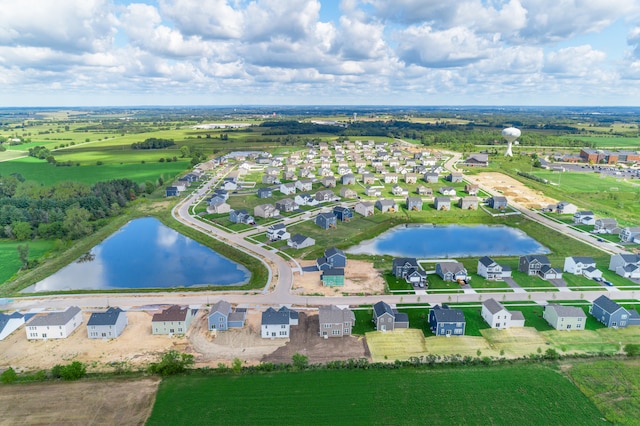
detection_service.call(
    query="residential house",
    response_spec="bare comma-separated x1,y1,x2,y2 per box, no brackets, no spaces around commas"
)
609,253,640,279
563,256,600,277
436,262,468,282
555,201,578,215
573,211,595,225
321,269,345,287
392,185,408,196
416,185,432,196
464,184,479,195
254,203,280,218
295,193,317,206
275,198,297,213
257,187,273,198
340,187,358,199
26,306,83,340
392,257,427,287
372,301,409,331
355,201,375,217
424,172,439,183
265,167,280,176
463,153,489,167
267,223,290,241
295,179,313,192
384,173,399,184
316,247,347,270
315,189,336,202
590,295,640,328
477,256,511,280
488,196,508,210
333,206,353,222
262,175,278,185
261,306,298,338
165,186,181,197
279,182,296,195
458,196,479,210
282,170,297,181
321,176,337,187
319,305,355,337
365,186,381,197
229,209,254,224
405,173,418,184
315,212,337,230
151,305,195,335
594,218,620,234
341,174,356,185
481,299,525,329
447,172,463,183
362,173,376,185
439,186,456,196
207,300,247,331
213,189,229,201
0,312,25,341
287,234,315,249
518,255,552,276
620,227,640,243
87,307,128,339
207,200,231,215
375,199,398,213
543,304,586,331
406,197,423,211
429,305,466,336
434,196,451,211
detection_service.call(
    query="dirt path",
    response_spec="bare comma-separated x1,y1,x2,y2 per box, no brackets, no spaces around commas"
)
262,312,370,364
0,378,160,426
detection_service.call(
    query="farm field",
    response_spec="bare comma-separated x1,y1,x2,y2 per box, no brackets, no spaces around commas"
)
562,135,640,148
0,240,56,285
146,366,605,425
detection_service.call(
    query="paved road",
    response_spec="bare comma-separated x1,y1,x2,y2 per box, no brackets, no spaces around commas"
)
3,148,637,313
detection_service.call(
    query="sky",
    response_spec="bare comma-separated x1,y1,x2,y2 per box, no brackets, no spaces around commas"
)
2,0,640,107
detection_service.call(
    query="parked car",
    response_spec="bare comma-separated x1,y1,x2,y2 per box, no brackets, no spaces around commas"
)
603,280,614,287
592,277,603,283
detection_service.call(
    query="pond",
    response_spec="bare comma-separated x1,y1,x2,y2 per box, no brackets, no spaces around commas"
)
23,217,250,292
346,224,549,258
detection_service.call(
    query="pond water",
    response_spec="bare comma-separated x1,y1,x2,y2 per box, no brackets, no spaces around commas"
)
346,224,549,258
23,217,250,292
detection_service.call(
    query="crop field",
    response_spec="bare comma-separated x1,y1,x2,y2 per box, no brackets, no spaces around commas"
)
569,359,640,425
563,135,640,148
0,157,189,185
147,367,605,425
0,240,56,285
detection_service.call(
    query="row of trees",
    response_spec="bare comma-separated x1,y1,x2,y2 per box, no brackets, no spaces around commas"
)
131,138,175,149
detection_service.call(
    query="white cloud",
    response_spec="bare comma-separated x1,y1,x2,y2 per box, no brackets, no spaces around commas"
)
159,0,244,40
544,45,607,76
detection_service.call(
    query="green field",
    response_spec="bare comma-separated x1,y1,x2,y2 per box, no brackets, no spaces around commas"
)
562,135,640,148
147,367,605,425
0,157,189,185
0,240,56,284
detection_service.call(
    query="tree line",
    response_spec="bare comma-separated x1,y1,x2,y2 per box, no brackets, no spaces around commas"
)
131,138,175,149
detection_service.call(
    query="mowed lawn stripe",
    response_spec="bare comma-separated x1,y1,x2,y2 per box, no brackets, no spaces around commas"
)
147,367,604,425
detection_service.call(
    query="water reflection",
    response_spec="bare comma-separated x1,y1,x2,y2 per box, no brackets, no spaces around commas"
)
347,224,549,258
24,217,250,292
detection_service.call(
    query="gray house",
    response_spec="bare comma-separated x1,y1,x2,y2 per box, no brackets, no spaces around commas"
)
275,198,297,213
315,212,337,229
434,196,451,210
257,187,273,198
424,172,439,183
392,257,427,286
151,305,195,335
609,253,640,279
375,199,398,213
458,196,478,210
287,234,315,249
341,174,356,185
406,197,423,211
372,301,409,331
590,295,640,328
543,304,586,331
207,300,247,331
519,255,552,276
87,307,128,339
447,172,463,183
436,262,468,282
488,196,508,210
316,247,347,270
429,305,466,336
319,305,355,337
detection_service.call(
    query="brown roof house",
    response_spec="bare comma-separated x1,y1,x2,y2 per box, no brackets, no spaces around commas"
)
152,305,196,335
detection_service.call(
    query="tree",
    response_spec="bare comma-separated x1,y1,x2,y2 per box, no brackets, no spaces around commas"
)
180,145,191,158
292,352,309,370
12,222,32,241
232,357,243,373
17,244,29,269
63,206,92,240
147,350,194,376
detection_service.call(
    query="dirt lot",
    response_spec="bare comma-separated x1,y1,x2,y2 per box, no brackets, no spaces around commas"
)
0,310,183,372
292,259,385,296
468,172,558,209
187,309,287,366
0,377,159,426
262,312,370,364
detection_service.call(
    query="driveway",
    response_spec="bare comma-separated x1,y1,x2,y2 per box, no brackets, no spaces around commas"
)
503,277,526,294
548,278,572,293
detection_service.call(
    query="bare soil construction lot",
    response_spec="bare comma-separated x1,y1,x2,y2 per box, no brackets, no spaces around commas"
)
292,259,385,296
468,172,558,209
0,378,159,426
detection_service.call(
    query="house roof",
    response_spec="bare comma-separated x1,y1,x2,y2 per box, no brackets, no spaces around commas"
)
593,295,625,315
406,197,422,203
373,301,394,318
152,305,190,322
209,300,232,317
316,212,336,221
522,255,551,265
28,306,81,327
545,304,586,318
431,305,465,323
376,199,396,207
87,307,125,326
569,256,595,265
289,233,310,244
438,261,466,275
393,257,419,269
490,196,507,203
333,206,351,214
325,247,345,258
483,298,506,315
0,311,24,331
261,307,290,325
575,210,594,216
394,312,409,323
478,256,496,267
319,305,355,324
510,311,525,321
322,268,345,277
269,223,286,231
434,196,450,203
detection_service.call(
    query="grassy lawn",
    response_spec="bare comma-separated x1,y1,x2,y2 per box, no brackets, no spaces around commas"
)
0,240,56,285
352,308,375,335
569,360,640,425
425,274,465,293
515,306,555,331
148,366,605,425
459,307,491,337
384,272,413,291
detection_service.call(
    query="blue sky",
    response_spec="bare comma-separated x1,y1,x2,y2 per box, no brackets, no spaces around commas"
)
1,0,640,106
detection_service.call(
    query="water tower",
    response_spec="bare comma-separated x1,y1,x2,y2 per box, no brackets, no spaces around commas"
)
501,127,521,157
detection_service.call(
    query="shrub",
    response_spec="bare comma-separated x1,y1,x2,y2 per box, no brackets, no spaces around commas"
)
292,353,309,370
50,361,87,381
1,367,17,384
148,350,194,376
624,344,640,356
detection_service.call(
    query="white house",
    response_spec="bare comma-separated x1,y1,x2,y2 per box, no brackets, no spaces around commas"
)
0,312,25,340
620,227,640,243
609,254,640,279
477,256,511,280
556,201,578,215
573,211,595,225
563,256,599,276
26,306,83,340
481,299,525,329
261,306,299,338
279,182,296,195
